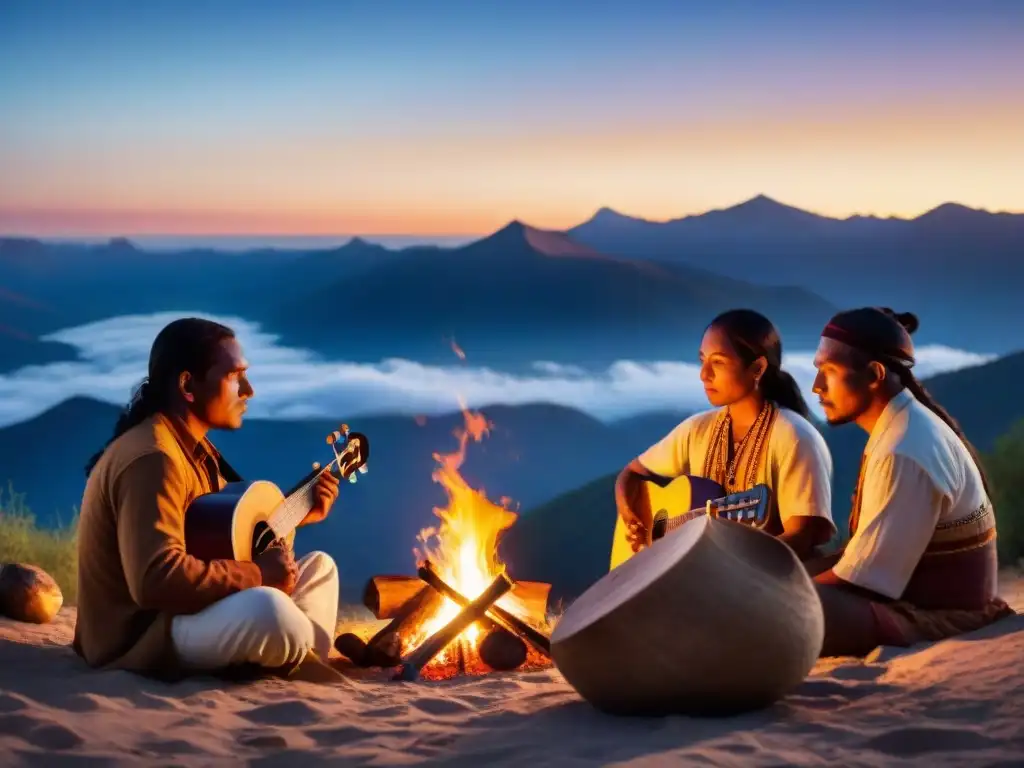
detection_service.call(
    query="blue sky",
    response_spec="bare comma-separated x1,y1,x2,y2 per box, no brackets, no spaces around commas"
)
2,0,1022,235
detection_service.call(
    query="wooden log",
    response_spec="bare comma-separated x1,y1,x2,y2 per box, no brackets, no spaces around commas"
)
366,572,551,621
370,583,444,647
479,628,527,671
363,575,430,619
0,564,63,624
395,572,514,681
364,629,403,667
418,562,552,657
339,580,445,668
334,633,369,664
550,516,825,717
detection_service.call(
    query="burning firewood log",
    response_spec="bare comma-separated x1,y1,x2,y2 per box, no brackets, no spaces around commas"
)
336,579,445,668
478,628,528,671
417,561,552,657
363,573,552,622
362,575,431,619
334,633,370,664
395,571,514,681
0,563,63,624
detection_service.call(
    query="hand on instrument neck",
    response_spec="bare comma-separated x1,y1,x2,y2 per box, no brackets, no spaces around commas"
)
300,466,342,527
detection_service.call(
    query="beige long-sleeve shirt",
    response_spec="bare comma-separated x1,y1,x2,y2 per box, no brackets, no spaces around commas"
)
73,412,262,679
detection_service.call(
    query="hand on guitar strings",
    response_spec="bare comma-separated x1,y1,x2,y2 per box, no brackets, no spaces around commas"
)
255,543,298,595
625,519,651,553
616,487,652,553
300,467,341,527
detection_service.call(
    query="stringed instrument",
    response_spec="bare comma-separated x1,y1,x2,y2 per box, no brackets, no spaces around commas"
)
184,425,369,562
609,474,771,570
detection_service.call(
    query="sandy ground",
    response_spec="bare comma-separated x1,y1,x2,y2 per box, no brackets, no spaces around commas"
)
1,575,1022,767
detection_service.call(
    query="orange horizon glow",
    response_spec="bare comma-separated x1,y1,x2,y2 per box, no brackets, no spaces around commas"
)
3,96,1022,238
3,195,1022,239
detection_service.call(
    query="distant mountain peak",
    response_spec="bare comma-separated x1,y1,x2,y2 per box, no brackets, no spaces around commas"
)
916,202,985,221
591,206,632,221
745,193,781,206
578,206,649,228
332,236,391,255
106,237,139,251
484,219,607,259
718,194,822,219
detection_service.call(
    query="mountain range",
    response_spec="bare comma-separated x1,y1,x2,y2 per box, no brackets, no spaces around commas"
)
3,194,1022,373
568,196,1024,353
3,193,1020,602
1,222,836,372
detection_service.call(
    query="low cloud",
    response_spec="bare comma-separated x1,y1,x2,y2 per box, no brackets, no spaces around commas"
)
0,312,996,428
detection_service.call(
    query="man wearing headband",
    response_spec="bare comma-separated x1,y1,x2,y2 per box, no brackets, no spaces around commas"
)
810,307,1013,656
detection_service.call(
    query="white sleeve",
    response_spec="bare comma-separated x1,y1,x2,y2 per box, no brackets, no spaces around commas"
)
774,426,836,532
833,453,944,599
636,417,695,479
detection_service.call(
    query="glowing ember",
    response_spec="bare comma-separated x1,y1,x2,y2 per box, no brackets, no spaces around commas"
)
407,398,524,669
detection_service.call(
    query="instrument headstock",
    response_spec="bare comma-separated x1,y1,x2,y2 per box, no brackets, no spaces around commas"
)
711,484,771,527
326,424,369,481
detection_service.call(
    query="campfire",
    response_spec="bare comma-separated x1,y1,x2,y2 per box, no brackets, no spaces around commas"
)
335,403,554,681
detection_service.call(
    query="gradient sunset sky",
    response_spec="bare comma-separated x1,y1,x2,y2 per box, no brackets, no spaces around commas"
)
2,0,1022,237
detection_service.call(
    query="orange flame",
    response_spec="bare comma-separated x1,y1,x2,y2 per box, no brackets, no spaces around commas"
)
406,399,519,662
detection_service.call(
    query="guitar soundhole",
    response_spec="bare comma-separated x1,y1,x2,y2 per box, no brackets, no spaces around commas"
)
251,521,274,558
651,511,669,541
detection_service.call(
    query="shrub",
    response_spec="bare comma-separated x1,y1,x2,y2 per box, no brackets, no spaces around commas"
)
987,420,1024,567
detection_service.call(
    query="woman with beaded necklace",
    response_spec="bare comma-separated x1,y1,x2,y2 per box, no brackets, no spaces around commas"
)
615,309,837,561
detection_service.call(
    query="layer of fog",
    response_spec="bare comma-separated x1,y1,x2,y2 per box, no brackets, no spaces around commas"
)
0,312,994,429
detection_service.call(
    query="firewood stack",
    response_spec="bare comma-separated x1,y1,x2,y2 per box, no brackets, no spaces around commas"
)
335,562,553,680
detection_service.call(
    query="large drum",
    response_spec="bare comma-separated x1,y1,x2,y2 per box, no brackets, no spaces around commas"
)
551,515,824,716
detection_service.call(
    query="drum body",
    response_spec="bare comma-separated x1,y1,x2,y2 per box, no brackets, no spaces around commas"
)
551,516,824,716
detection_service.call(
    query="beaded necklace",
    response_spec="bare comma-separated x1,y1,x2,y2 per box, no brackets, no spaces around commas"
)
701,400,778,491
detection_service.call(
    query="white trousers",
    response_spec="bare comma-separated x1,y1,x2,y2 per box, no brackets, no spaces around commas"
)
170,551,339,671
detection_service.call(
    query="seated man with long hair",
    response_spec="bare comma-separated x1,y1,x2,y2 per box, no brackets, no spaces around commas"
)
810,307,1014,656
73,318,341,680
616,309,837,561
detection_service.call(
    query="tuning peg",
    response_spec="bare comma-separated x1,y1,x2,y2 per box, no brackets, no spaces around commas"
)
358,464,368,474
312,461,321,471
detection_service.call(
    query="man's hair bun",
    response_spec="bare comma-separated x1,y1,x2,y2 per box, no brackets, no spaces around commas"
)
879,307,919,335
894,311,919,334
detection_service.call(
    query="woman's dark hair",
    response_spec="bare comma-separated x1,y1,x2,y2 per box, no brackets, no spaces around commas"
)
822,307,992,497
708,308,811,419
85,318,236,477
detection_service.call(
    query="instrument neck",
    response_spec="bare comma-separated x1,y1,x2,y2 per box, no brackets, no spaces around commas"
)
665,507,707,533
663,493,764,534
268,460,339,538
